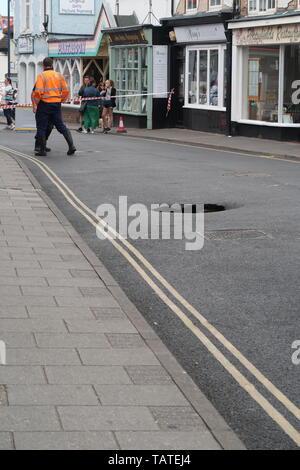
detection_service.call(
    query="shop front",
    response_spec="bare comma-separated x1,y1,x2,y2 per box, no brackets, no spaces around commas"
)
161,14,230,133
229,15,300,141
105,26,170,129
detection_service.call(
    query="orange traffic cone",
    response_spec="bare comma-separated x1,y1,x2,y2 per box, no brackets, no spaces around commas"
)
117,116,127,134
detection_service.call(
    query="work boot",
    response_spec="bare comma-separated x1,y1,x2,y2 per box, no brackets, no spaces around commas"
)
35,135,47,157
63,130,77,156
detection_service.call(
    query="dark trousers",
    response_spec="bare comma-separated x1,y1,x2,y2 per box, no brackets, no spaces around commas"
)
4,109,13,126
36,101,68,145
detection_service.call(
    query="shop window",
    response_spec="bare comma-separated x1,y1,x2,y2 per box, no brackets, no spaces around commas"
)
283,45,300,124
246,46,279,122
186,46,226,110
243,44,300,124
113,47,148,115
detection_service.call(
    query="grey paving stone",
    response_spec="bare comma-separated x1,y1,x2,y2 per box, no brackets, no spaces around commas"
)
78,349,159,366
0,277,48,287
14,431,118,450
0,333,35,348
46,277,104,287
0,407,60,431
35,333,110,349
55,295,120,309
0,385,8,406
0,286,22,297
79,287,112,297
116,431,221,450
0,252,11,260
21,286,82,297
40,261,91,270
91,308,127,320
16,269,72,278
0,432,13,450
0,295,56,307
7,349,81,365
70,269,99,279
0,306,28,319
0,318,67,332
125,366,173,385
0,247,34,254
94,385,189,406
27,307,94,319
12,254,61,262
45,366,132,385
7,385,99,406
149,407,207,431
105,334,147,349
0,260,41,269
58,406,159,431
66,319,137,334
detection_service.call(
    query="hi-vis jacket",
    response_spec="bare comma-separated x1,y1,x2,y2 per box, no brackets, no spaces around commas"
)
33,70,69,104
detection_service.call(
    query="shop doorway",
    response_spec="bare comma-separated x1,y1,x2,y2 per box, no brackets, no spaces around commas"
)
173,47,185,127
83,58,109,85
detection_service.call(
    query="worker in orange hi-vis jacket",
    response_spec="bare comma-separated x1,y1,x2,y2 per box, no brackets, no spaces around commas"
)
32,57,76,157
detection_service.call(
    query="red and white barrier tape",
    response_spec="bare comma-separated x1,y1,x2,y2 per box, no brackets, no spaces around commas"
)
0,91,175,110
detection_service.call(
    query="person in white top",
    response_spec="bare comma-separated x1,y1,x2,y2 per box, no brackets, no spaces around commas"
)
2,78,15,130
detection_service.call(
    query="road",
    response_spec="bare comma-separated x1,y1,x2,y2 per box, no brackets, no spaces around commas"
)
0,127,299,450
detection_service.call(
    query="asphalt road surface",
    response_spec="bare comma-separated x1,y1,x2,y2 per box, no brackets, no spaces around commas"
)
0,127,299,450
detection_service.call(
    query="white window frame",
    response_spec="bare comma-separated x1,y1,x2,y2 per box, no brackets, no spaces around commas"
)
209,0,222,11
248,0,276,15
185,44,226,111
232,44,300,128
186,0,198,13
21,0,32,33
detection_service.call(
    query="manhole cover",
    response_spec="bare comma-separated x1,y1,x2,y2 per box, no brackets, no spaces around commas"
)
205,229,268,240
154,204,226,214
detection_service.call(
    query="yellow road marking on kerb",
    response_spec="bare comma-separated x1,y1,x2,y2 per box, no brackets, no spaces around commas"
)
1,144,299,447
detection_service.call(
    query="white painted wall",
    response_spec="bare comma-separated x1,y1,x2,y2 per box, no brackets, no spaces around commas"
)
0,54,7,83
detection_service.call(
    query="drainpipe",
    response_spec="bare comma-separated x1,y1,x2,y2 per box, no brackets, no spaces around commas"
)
171,0,175,16
222,0,239,137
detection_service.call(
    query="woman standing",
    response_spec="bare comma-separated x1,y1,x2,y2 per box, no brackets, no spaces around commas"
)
82,78,100,134
3,78,15,130
98,81,106,129
77,75,90,133
102,80,116,133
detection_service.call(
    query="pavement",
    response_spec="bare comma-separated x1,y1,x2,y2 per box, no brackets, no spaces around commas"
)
109,128,300,162
0,150,245,450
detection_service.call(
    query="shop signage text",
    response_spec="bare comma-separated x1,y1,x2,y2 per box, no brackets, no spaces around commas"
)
234,24,300,46
153,46,168,98
57,41,86,55
175,24,226,44
108,30,148,46
60,0,94,15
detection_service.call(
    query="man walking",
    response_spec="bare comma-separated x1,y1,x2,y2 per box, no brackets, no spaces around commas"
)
32,57,76,157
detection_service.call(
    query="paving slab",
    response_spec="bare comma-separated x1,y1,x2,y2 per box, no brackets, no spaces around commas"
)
14,432,118,450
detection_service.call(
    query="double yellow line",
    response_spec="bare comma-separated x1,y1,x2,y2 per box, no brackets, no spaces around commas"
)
1,144,299,447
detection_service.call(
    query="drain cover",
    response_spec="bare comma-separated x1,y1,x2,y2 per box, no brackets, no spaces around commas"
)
205,229,268,240
154,204,226,214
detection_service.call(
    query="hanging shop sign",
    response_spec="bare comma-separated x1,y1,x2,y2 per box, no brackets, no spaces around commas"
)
107,30,148,46
233,24,300,46
17,36,34,54
60,0,95,15
175,24,226,44
153,46,168,98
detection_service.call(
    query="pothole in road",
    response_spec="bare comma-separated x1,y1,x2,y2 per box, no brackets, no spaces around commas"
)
154,203,226,214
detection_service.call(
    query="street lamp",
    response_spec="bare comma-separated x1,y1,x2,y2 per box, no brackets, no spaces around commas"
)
7,0,11,78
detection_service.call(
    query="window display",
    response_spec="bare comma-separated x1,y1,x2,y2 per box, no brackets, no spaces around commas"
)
244,44,300,124
113,46,148,115
186,45,226,109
